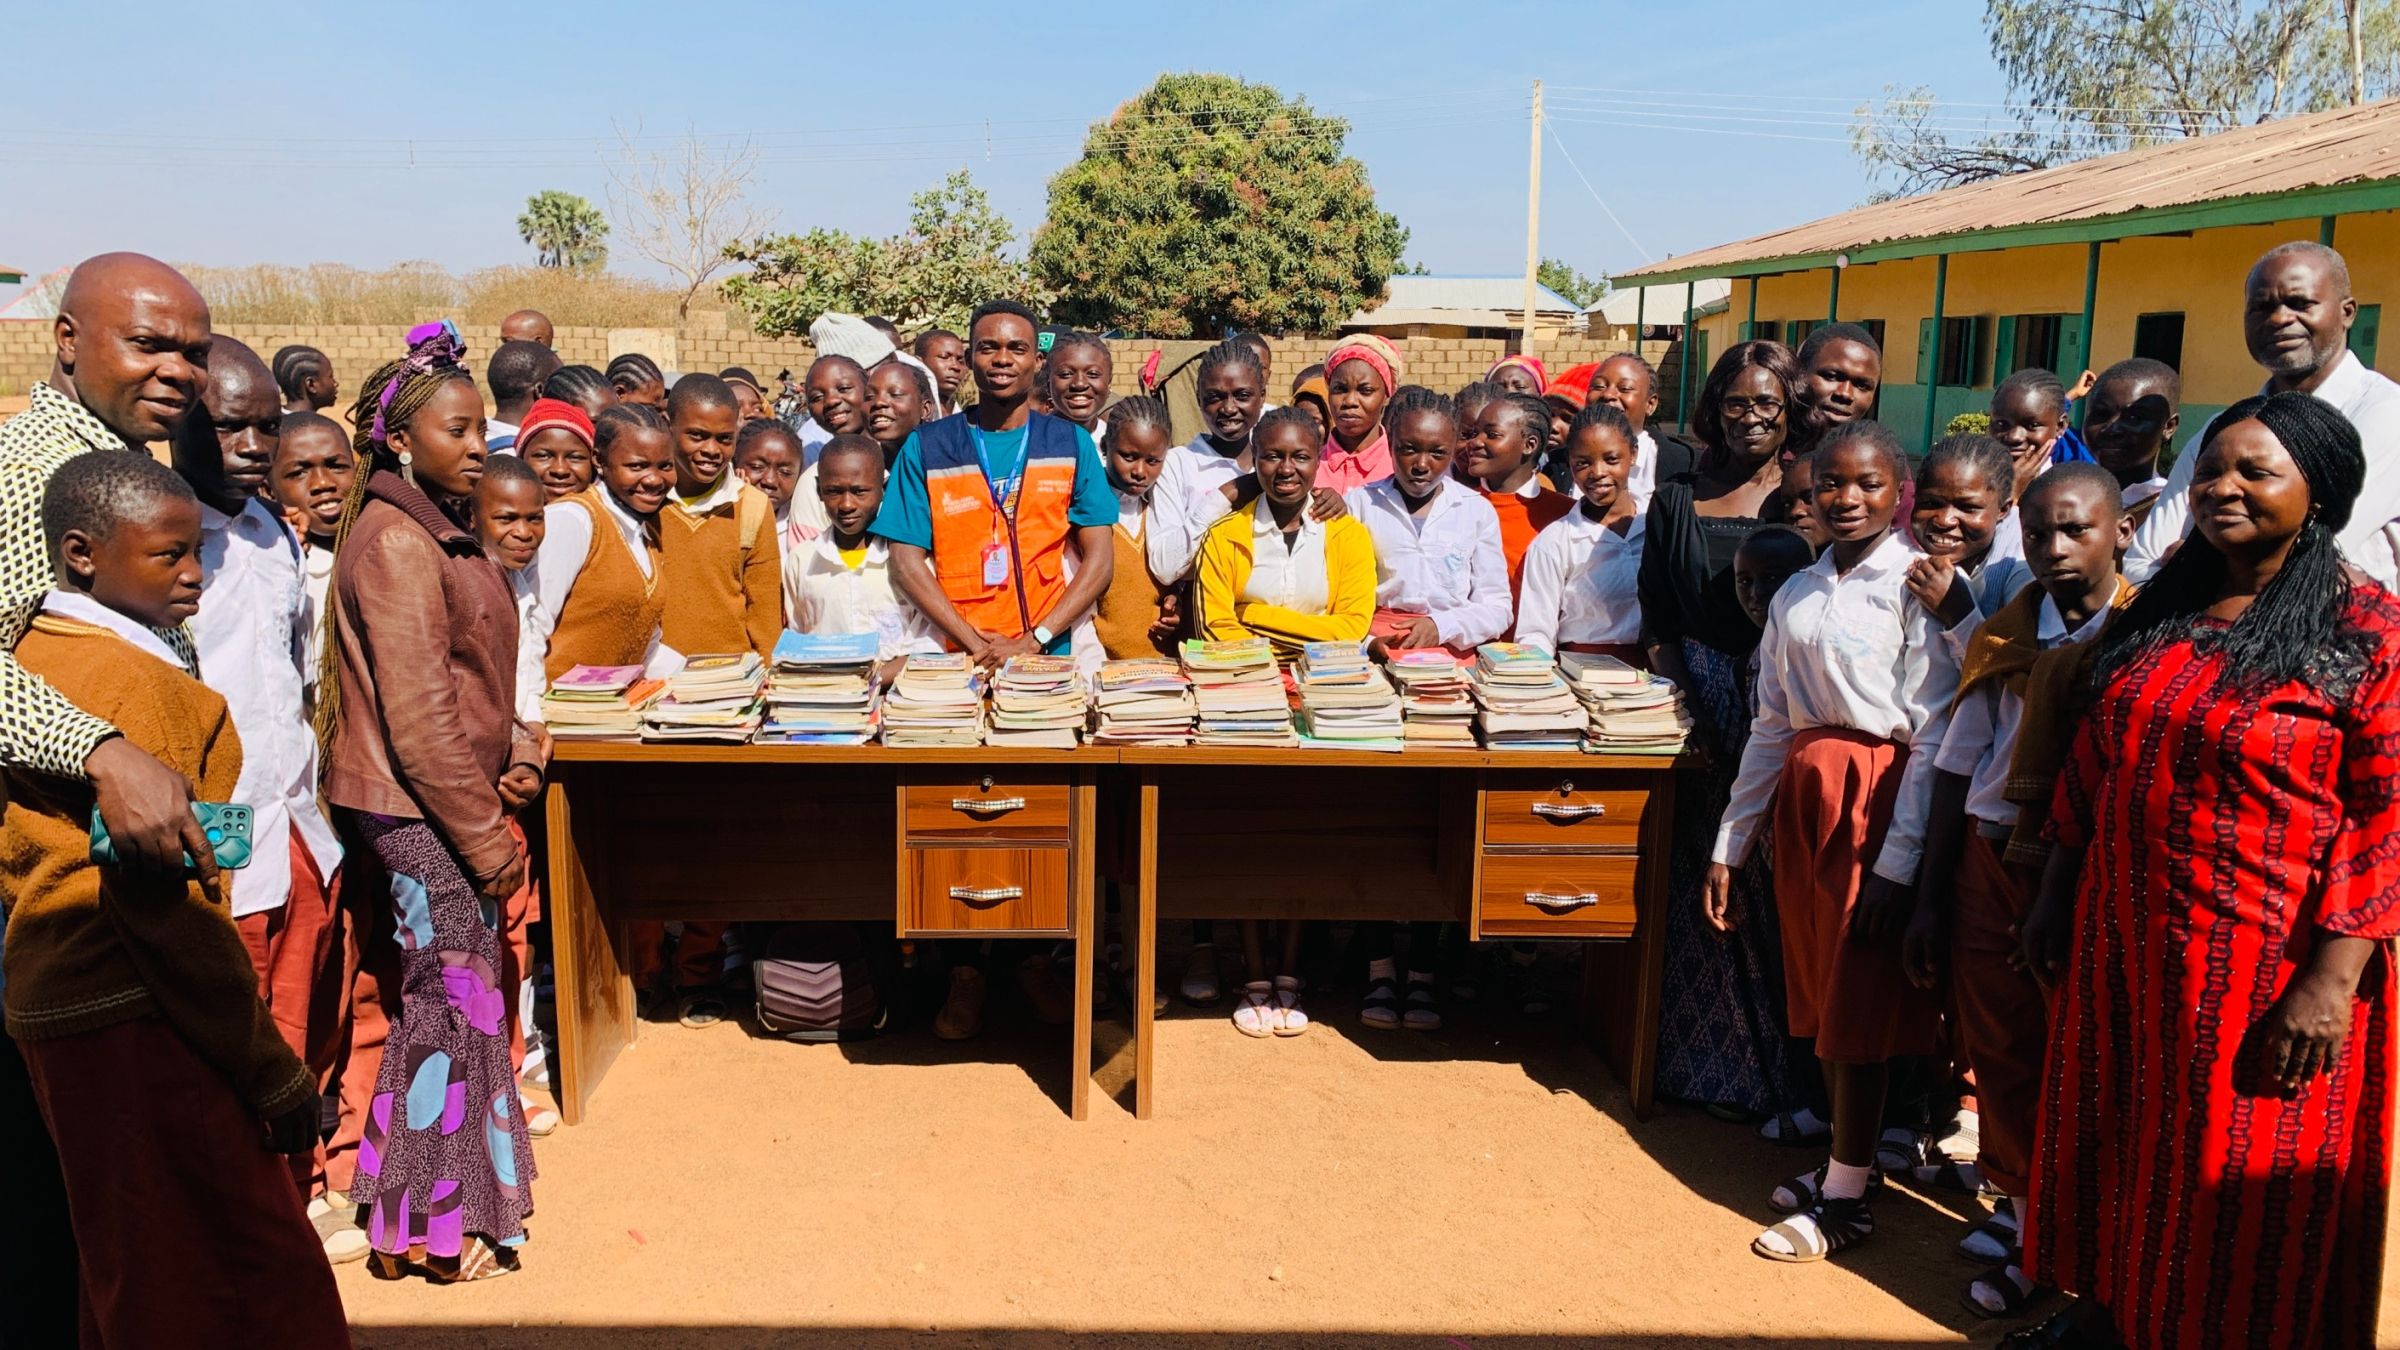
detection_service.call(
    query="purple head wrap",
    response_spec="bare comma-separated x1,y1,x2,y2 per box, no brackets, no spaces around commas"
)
367,319,469,442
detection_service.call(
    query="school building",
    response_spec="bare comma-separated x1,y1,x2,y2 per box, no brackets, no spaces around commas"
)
1613,98,2400,452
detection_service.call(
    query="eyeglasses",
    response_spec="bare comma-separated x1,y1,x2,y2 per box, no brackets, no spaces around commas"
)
1720,397,1784,422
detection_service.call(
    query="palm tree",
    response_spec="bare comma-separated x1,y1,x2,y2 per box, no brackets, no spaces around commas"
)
518,191,609,271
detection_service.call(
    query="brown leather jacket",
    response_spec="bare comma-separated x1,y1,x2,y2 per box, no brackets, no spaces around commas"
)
324,471,540,887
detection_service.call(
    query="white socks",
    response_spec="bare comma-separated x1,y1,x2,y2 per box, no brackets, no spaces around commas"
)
1367,957,1397,982
1821,1159,1873,1201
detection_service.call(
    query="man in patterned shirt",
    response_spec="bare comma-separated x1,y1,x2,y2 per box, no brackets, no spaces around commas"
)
0,252,215,1347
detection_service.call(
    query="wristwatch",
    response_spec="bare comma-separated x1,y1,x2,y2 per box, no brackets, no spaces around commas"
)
1031,624,1056,647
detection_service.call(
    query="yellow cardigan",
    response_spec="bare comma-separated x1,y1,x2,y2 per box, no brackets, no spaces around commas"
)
1194,504,1377,657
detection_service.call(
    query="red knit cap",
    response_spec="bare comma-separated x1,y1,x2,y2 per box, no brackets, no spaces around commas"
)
515,397,594,449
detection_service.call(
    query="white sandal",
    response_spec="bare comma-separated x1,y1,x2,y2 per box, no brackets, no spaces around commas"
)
1233,981,1277,1038
1271,975,1309,1037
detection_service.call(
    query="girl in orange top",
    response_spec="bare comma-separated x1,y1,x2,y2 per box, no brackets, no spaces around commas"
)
1464,391,1573,631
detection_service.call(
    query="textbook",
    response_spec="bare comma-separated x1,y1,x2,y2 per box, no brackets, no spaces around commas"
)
1296,646,1400,748
1179,637,1275,672
1384,650,1476,744
1092,659,1196,745
543,677,665,740
1569,669,1693,756
882,652,985,747
1466,650,1580,748
991,654,1086,747
545,664,644,700
771,629,880,669
1180,637,1294,747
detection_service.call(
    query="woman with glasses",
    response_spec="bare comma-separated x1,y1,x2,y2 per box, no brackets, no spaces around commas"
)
1636,340,1818,1135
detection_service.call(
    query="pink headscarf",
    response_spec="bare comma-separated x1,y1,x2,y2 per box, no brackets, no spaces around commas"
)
1324,334,1405,396
1487,354,1549,393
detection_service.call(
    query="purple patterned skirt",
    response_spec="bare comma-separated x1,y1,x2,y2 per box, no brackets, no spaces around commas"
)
347,812,537,1258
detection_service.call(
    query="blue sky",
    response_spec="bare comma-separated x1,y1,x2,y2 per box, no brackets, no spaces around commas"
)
0,1,2006,296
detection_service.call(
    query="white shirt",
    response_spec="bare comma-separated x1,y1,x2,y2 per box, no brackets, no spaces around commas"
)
516,489,679,721
796,417,834,465
40,589,185,668
1344,478,1510,649
1240,497,1330,615
300,540,334,714
1711,531,1962,885
2128,350,2400,585
1629,430,1664,515
188,500,342,919
786,535,941,662
1935,591,2112,829
485,418,519,453
1516,506,1646,653
1148,435,1249,581
2120,472,2168,509
789,464,831,541
1938,549,2034,665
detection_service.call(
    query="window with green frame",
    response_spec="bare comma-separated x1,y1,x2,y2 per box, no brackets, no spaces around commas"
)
1994,312,2085,379
2353,304,2382,370
1918,315,1991,387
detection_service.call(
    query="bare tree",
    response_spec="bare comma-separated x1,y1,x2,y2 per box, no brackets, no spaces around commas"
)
605,126,775,320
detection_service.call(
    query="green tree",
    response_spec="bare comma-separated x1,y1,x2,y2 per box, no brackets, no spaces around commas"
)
517,190,609,271
1536,258,1607,309
1851,0,2399,196
1030,73,1409,337
723,170,1046,337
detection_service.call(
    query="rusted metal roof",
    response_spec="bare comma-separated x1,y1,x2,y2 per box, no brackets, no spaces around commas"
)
1619,98,2400,284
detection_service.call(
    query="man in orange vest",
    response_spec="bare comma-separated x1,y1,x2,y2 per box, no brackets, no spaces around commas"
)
875,299,1117,665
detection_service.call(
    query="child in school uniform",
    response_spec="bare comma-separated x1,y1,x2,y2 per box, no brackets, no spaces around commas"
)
3,452,347,1346
1905,434,2033,659
1983,369,2081,568
167,339,360,1257
268,410,357,719
2079,358,2182,527
785,434,941,663
1517,403,1647,666
1086,397,1186,659
1463,391,1574,628
1194,407,1377,1037
1904,461,2133,1320
1707,419,1962,1265
1348,386,1510,659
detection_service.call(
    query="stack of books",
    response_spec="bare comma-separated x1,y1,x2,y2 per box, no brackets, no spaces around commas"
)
1294,642,1403,751
989,654,1087,749
1091,658,1197,745
540,664,664,741
1385,649,1478,746
643,652,766,742
761,631,881,745
880,652,986,747
1562,653,1694,756
1180,638,1296,748
1469,642,1584,750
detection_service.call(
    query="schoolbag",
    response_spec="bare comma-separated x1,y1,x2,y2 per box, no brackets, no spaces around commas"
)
753,923,887,1042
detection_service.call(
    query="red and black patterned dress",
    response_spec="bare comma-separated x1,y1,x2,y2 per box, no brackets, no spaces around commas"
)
2025,585,2400,1350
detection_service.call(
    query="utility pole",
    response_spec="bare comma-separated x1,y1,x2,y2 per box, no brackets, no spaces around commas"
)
1521,79,1543,357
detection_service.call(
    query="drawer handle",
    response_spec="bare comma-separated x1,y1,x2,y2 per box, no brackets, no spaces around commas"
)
1524,890,1599,911
951,796,1027,814
949,885,1025,904
1530,801,1605,821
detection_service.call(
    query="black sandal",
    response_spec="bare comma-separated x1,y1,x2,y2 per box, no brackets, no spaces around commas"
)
1962,1261,2050,1321
1913,1155,1984,1195
1752,1193,1874,1263
1998,1302,2119,1348
1360,976,1402,1030
1769,1163,1883,1214
1957,1198,2021,1262
1757,1108,1830,1147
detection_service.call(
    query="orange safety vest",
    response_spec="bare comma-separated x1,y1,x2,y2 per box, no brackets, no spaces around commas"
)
918,410,1081,640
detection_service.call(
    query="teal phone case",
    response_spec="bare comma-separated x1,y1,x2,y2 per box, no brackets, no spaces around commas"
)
88,802,254,871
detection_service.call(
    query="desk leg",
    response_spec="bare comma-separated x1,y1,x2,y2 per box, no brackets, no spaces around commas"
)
1134,770,1158,1120
1070,776,1095,1122
545,775,634,1125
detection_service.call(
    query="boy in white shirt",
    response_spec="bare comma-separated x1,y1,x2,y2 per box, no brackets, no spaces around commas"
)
787,435,938,665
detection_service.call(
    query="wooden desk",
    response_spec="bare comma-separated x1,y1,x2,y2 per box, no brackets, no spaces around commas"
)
542,743,1677,1129
542,744,1110,1125
1108,748,1677,1123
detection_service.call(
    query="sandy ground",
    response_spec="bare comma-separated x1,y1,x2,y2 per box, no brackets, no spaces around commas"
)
330,970,2400,1350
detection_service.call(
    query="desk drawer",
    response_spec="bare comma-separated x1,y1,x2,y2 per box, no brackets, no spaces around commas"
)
904,847,1070,935
1483,772,1648,849
1477,851,1637,938
903,770,1072,842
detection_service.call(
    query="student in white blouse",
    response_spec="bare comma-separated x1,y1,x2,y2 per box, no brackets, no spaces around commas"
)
1704,420,1962,1267
1149,338,1271,582
1347,388,1511,657
1517,404,1648,661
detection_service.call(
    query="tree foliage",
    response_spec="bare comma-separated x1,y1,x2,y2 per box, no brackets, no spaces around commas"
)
518,190,609,271
722,170,1047,338
1852,0,2398,196
1030,73,1408,337
1537,258,1608,309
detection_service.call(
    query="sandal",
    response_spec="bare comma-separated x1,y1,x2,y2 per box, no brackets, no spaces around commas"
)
1180,944,1222,1006
1757,1106,1830,1146
366,1249,414,1281
1233,981,1278,1038
1958,1197,2022,1262
1360,975,1402,1030
426,1237,517,1283
1769,1163,1883,1214
1271,976,1309,1037
1913,1155,1984,1195
1401,977,1443,1031
676,988,727,1029
1999,1302,2118,1348
1963,1261,2050,1320
1752,1194,1874,1263
1874,1125,1928,1174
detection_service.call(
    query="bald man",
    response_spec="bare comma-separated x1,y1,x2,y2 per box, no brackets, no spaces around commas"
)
0,252,211,1347
2127,241,2400,583
500,308,554,348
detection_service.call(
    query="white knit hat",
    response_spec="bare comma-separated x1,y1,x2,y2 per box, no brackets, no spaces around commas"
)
810,312,895,368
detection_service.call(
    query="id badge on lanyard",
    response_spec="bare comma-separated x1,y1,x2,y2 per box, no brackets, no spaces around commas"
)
971,426,1024,590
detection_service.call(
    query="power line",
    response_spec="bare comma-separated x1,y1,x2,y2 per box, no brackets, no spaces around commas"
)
1541,123,1652,265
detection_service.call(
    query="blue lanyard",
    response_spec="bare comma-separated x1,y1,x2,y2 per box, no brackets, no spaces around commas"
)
968,424,1024,523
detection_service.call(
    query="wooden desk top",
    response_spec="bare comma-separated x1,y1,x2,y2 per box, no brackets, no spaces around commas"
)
549,741,1683,772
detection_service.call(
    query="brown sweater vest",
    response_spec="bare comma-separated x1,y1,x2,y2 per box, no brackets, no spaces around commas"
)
1,618,309,1116
1092,516,1174,659
545,487,667,681
659,482,782,659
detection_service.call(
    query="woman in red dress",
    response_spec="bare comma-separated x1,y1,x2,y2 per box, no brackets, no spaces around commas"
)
2010,391,2400,1349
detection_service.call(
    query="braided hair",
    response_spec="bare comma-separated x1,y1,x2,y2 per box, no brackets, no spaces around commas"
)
314,323,475,762
607,352,664,397
1254,404,1324,450
1102,394,1171,451
544,363,612,410
2091,391,2373,702
1381,384,1457,442
1491,390,1554,464
1920,432,2014,498
272,344,330,405
1196,337,1265,388
1994,367,2067,420
594,401,668,458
